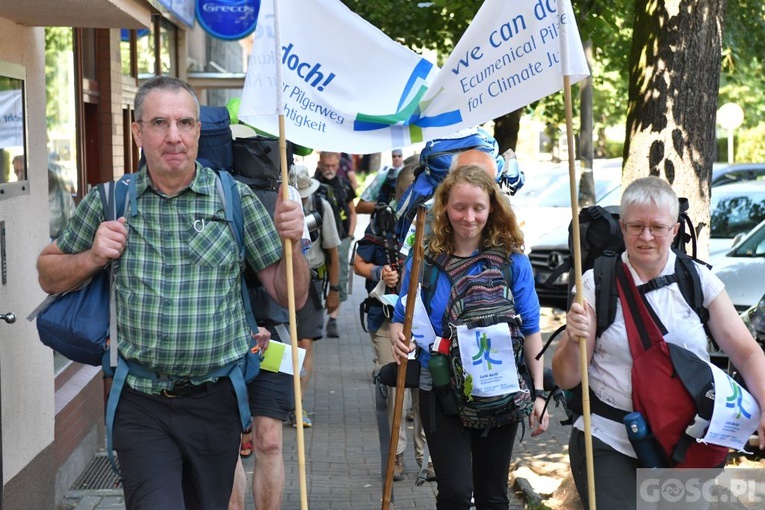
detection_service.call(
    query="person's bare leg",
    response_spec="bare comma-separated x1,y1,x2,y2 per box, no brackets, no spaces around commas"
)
251,415,285,509
298,338,314,391
228,456,246,510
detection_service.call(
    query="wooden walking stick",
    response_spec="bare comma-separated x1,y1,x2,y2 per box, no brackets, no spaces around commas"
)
564,75,596,510
381,205,427,510
273,1,308,507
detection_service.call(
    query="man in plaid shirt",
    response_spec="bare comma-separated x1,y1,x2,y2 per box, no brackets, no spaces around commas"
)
36,76,309,509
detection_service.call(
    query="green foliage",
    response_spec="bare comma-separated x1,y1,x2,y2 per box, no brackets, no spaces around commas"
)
44,27,73,127
732,123,765,163
339,0,480,59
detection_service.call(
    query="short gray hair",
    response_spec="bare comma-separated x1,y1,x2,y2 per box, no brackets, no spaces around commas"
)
621,176,679,221
134,76,200,122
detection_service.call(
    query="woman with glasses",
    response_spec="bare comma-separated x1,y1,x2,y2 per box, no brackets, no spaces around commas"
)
552,176,765,509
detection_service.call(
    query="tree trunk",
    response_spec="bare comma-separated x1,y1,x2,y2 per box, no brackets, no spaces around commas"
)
492,109,522,153
623,0,727,260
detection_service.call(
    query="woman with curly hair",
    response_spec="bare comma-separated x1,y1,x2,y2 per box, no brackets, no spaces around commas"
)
390,164,548,509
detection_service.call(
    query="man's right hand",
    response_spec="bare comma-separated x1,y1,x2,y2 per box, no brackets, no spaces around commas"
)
381,265,399,288
90,217,129,267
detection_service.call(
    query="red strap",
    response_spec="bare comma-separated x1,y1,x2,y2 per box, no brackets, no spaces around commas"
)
615,263,666,360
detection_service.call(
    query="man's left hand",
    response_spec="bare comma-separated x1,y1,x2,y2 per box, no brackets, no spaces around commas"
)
274,186,305,243
253,326,271,354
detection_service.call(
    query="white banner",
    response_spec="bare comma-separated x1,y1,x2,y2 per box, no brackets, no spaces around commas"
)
456,323,519,398
701,362,760,451
239,0,588,154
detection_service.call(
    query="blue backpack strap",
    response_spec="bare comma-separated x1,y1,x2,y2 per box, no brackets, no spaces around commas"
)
101,175,135,475
214,170,256,431
216,170,259,338
105,356,129,475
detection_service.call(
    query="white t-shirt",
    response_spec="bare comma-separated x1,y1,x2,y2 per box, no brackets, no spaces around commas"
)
573,250,725,457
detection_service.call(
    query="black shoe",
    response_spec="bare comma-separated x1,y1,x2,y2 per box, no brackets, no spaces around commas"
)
326,318,339,338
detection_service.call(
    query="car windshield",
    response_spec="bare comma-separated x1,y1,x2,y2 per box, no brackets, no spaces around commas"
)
710,188,765,239
731,223,765,258
535,175,619,207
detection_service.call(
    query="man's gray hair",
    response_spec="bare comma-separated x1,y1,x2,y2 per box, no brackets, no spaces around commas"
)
134,76,200,122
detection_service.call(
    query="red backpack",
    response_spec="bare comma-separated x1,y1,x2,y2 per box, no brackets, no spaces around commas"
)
616,263,728,468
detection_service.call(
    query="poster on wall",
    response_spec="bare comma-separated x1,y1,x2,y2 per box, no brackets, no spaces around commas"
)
0,88,23,149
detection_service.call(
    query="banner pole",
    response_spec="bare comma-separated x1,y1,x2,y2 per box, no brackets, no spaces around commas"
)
381,206,426,510
563,75,596,510
273,0,308,507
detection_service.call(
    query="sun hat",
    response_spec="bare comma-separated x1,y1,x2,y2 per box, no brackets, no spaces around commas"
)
230,123,258,140
295,164,320,198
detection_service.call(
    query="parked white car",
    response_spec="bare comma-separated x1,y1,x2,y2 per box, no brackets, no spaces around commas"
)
514,159,623,252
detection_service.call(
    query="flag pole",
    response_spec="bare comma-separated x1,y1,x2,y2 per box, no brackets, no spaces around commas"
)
381,206,427,510
273,0,309,508
563,75,596,510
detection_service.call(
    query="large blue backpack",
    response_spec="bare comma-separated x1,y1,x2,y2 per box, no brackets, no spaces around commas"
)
394,128,522,242
197,105,234,172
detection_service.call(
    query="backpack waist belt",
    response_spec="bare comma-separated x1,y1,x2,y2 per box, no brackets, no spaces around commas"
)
104,355,251,474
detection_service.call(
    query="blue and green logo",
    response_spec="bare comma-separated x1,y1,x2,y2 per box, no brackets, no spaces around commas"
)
471,330,501,370
354,59,462,144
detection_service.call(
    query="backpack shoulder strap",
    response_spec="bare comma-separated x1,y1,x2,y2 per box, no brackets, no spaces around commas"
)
216,171,258,336
593,253,620,338
96,174,135,369
216,170,244,253
500,253,513,288
420,250,445,317
634,250,709,328
673,251,709,326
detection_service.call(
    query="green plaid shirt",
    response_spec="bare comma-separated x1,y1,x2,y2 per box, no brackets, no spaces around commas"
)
57,165,282,393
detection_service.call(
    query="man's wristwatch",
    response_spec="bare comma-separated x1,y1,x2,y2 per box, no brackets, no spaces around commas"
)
329,284,341,292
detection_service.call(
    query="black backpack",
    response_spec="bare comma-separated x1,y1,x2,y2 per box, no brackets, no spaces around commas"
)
231,135,290,325
314,182,347,239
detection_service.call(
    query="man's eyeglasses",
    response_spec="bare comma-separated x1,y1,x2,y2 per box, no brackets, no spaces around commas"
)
137,117,198,134
622,222,673,237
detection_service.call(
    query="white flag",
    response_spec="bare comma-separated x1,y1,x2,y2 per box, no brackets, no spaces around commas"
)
416,0,589,143
239,0,438,153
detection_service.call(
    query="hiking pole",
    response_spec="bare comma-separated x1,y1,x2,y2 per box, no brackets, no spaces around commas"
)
564,75,596,510
381,205,426,510
273,2,308,508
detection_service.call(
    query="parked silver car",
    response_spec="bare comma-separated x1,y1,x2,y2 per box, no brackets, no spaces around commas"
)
711,219,765,312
